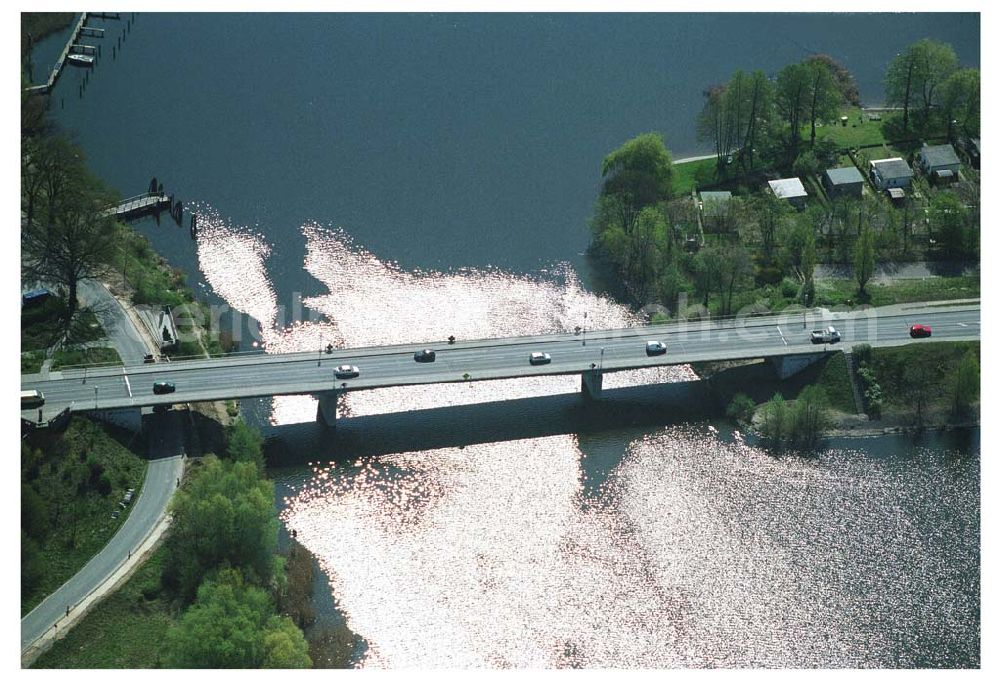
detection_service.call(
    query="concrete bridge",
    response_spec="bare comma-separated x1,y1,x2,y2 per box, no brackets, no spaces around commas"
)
20,302,980,428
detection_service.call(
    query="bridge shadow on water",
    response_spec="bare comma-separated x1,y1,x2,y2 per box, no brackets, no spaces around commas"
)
261,380,717,469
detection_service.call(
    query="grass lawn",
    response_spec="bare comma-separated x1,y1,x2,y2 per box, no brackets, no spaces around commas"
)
812,275,979,308
673,157,718,197
22,418,147,615
814,106,888,149
815,351,856,414
31,547,178,668
51,346,123,370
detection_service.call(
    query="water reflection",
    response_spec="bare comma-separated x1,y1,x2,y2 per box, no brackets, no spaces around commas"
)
198,220,977,668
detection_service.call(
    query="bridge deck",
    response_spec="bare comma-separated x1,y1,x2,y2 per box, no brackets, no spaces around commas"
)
20,303,979,420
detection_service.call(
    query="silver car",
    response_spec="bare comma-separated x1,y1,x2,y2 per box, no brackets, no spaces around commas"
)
529,352,551,365
645,340,667,356
334,365,360,379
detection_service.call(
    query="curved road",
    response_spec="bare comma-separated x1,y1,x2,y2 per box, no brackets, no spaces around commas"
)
20,412,184,652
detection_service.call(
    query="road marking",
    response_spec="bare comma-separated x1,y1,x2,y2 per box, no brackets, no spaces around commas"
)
122,369,132,398
776,325,787,346
958,323,968,327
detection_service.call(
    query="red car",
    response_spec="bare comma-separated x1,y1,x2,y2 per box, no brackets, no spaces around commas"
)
909,324,932,338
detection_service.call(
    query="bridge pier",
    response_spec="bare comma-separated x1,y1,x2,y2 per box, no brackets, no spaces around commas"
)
768,352,826,380
315,390,340,428
581,369,604,400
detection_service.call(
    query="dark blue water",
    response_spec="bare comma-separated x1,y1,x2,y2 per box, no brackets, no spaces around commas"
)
41,12,979,287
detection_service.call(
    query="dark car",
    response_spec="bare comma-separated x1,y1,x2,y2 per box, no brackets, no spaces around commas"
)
152,381,176,395
143,353,156,364
334,365,360,379
645,340,667,356
909,324,932,338
414,349,436,363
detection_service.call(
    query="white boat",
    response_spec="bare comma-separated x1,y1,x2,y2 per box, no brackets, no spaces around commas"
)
66,53,95,67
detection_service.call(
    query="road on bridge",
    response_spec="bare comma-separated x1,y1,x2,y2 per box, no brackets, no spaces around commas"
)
21,302,979,419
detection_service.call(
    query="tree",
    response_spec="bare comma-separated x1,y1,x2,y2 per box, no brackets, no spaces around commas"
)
885,46,920,134
727,393,756,425
929,191,970,258
940,68,980,140
775,63,812,163
22,531,44,597
886,39,959,134
805,54,860,106
853,224,876,297
22,140,118,323
911,39,959,130
953,350,979,418
750,192,791,264
21,484,48,540
226,420,265,473
163,456,280,601
758,393,788,449
164,568,311,668
789,385,830,450
715,244,753,316
600,133,673,207
804,58,843,148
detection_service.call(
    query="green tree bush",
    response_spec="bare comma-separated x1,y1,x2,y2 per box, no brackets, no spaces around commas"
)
163,456,279,602
163,568,310,668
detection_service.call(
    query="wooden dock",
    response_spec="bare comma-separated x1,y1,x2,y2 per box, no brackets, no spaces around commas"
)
25,13,90,95
102,193,172,220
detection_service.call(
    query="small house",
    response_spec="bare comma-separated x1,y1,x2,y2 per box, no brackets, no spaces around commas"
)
886,187,906,204
869,158,913,190
822,166,864,199
699,190,733,232
767,177,808,210
916,144,962,182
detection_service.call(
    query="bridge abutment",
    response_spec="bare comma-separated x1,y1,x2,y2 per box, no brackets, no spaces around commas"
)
581,369,604,400
768,352,826,380
315,390,340,428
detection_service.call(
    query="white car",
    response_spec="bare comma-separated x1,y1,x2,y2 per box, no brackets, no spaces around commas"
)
334,365,360,379
529,352,551,365
645,340,667,356
810,326,841,344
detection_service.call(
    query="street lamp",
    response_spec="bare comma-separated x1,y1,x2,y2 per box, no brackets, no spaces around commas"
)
318,335,323,367
94,385,99,409
600,346,605,371
583,312,587,346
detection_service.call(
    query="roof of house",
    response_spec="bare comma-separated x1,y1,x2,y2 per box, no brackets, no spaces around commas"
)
919,144,961,168
823,166,864,186
870,157,913,180
699,190,732,202
767,177,808,199
887,187,906,199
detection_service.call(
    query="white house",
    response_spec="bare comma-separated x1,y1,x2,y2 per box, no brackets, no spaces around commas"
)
767,177,808,209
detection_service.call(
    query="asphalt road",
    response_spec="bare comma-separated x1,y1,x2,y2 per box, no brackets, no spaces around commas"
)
21,302,980,419
20,412,184,652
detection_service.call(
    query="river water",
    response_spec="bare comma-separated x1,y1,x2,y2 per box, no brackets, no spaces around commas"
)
34,13,980,667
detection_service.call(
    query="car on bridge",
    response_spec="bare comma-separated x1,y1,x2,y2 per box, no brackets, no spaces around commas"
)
152,381,176,394
529,352,551,365
645,341,667,356
909,324,932,338
335,365,360,379
414,349,436,363
810,326,841,344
